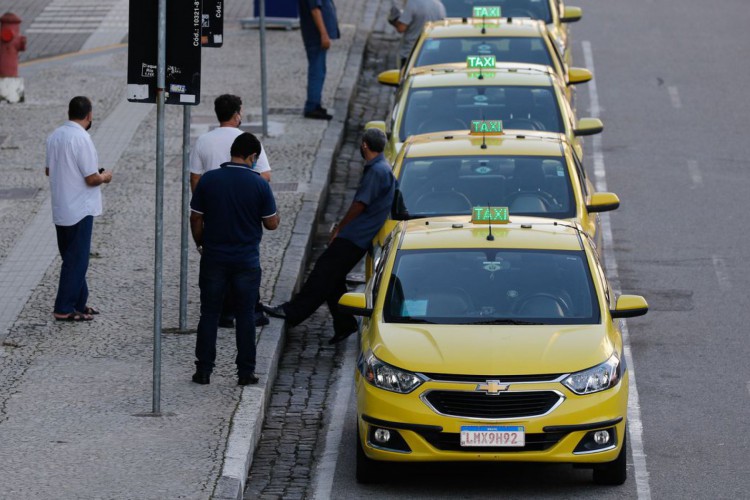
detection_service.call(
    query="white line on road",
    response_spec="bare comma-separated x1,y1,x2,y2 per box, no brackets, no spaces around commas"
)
311,338,357,500
712,255,732,292
583,40,652,500
667,86,682,109
687,160,703,188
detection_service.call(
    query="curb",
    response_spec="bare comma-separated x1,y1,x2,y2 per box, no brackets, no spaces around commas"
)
212,4,380,498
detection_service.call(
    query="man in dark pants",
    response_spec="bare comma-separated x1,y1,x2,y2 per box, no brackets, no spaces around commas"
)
46,96,113,322
299,0,340,120
263,128,395,344
190,133,280,386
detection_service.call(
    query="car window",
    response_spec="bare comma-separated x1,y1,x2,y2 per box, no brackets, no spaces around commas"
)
384,249,600,325
400,85,564,141
395,155,575,219
415,37,554,68
439,0,552,23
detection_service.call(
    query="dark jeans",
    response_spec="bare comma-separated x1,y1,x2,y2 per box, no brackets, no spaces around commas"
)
284,238,366,336
304,43,327,113
54,215,93,314
195,258,261,377
221,288,265,322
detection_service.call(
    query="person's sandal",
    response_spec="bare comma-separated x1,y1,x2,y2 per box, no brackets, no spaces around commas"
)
54,312,93,321
82,306,100,315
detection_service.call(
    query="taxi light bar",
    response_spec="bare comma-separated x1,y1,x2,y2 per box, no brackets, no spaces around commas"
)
466,55,496,69
473,6,501,18
470,120,503,135
472,206,509,224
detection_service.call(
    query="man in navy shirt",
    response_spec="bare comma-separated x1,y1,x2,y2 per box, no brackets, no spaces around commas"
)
299,0,340,120
190,133,280,386
263,128,395,344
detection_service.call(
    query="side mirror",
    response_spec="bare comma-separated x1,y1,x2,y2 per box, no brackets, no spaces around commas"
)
574,118,603,137
567,67,592,86
611,295,649,319
365,120,387,133
586,192,620,213
560,6,582,23
338,292,372,317
377,69,401,87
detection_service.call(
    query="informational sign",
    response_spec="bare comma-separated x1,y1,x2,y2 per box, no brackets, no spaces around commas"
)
471,206,510,224
127,0,202,105
201,0,223,47
473,6,501,18
470,120,504,134
467,55,496,69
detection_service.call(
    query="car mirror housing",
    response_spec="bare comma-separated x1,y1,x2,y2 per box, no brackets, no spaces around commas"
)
586,192,620,213
378,69,400,87
339,292,372,317
561,6,583,23
567,67,592,86
611,295,649,319
574,118,604,136
365,120,387,133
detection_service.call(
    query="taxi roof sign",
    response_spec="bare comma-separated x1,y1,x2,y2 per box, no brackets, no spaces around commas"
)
467,55,496,69
473,6,501,18
470,120,503,135
472,206,509,224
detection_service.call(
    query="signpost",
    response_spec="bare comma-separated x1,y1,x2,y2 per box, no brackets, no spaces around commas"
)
201,0,223,47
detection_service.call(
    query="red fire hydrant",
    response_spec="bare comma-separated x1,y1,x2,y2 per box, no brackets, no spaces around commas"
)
0,12,26,78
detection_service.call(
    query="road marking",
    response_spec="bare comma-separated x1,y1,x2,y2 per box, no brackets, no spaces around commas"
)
311,338,357,500
583,40,652,500
27,0,126,35
667,86,682,109
712,255,732,291
687,160,703,188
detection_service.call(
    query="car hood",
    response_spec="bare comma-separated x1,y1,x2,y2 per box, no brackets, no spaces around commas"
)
371,323,613,375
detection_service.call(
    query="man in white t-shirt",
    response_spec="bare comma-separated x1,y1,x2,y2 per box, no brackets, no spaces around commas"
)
388,0,446,67
46,96,113,322
190,94,272,327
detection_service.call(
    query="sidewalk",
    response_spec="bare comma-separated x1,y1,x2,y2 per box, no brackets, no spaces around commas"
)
0,1,385,498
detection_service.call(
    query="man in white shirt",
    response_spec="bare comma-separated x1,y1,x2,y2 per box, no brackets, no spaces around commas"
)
190,94,272,327
46,96,113,321
388,0,446,67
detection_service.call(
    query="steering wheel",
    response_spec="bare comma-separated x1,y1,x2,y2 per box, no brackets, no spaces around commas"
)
506,190,561,211
416,118,467,135
512,292,571,317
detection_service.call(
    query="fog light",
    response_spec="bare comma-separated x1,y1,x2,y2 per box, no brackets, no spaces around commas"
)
373,428,391,443
594,430,610,445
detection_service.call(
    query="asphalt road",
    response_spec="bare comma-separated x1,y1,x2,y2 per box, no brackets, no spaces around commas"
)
311,1,750,498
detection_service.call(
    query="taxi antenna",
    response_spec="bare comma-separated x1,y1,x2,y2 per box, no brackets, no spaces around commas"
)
480,112,487,149
486,202,495,241
481,15,487,34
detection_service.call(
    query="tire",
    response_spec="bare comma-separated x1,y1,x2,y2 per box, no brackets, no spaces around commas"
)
593,432,627,485
355,424,384,484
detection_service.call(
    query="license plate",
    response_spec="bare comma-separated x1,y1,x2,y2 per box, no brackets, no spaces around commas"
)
460,425,525,447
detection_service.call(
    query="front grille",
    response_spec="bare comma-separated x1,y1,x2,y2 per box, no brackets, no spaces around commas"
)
424,390,561,419
422,373,563,383
416,430,565,452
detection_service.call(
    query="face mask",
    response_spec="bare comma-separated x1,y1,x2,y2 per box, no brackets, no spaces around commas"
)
359,143,366,159
86,119,93,131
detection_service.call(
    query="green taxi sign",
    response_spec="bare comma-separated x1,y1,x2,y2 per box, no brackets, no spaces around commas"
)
473,6,501,18
466,55,496,69
470,120,503,134
472,206,509,224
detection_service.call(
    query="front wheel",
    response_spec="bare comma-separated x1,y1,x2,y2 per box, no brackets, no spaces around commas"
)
593,431,627,485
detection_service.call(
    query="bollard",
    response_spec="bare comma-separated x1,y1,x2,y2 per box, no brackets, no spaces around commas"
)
0,12,26,103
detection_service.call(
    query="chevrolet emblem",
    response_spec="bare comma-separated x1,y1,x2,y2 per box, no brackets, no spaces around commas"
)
476,380,509,395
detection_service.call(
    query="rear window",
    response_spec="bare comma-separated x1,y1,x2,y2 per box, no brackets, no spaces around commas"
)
400,85,563,141
415,37,553,68
384,249,600,325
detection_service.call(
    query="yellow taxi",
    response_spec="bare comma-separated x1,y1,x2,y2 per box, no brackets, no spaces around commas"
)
379,17,591,92
366,63,602,163
376,121,618,252
437,0,583,60
339,212,648,485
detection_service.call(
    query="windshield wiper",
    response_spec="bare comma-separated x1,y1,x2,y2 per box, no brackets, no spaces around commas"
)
467,319,547,325
393,317,436,324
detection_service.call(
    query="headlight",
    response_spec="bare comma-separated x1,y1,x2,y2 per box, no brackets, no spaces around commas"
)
562,354,621,395
359,351,422,394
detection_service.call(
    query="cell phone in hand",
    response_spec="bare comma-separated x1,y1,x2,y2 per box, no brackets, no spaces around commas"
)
99,168,105,174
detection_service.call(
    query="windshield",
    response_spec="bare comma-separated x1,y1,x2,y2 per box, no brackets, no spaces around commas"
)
439,0,552,23
399,86,563,141
396,155,574,219
415,37,554,68
384,249,599,325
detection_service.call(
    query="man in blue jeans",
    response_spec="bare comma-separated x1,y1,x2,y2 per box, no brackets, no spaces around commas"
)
190,133,280,386
299,0,340,120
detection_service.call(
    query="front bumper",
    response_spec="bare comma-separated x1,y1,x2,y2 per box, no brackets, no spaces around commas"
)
356,370,628,464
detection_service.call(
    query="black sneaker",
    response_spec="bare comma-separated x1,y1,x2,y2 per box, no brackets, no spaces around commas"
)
192,372,211,385
303,107,333,120
255,313,270,327
238,373,259,386
261,304,287,319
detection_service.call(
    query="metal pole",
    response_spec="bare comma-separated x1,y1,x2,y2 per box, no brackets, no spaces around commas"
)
153,0,167,415
259,0,268,137
179,105,191,331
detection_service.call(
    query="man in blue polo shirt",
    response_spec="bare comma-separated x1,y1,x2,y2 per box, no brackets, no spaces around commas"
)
263,128,395,344
190,133,280,386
